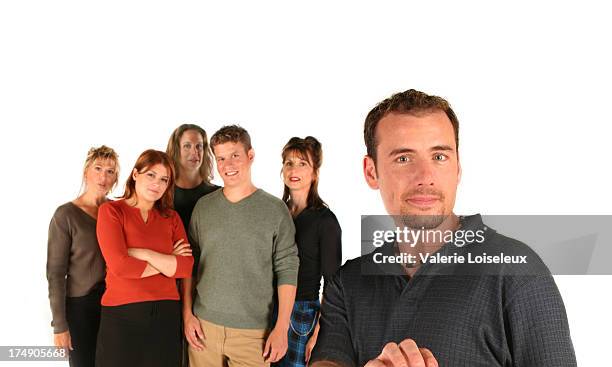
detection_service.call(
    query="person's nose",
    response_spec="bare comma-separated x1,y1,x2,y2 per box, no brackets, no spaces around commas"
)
413,160,435,187
149,178,162,187
98,170,109,182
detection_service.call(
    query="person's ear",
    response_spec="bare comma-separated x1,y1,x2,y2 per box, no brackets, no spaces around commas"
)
363,155,379,189
457,156,462,184
132,168,138,181
248,148,255,162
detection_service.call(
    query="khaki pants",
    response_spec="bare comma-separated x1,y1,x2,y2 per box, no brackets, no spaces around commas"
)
188,318,269,367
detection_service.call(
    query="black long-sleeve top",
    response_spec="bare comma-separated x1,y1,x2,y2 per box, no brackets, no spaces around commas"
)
294,206,342,301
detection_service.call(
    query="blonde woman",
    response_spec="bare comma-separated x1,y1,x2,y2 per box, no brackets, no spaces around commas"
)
47,145,120,367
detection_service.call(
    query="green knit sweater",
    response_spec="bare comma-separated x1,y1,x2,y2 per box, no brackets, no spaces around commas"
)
189,189,299,329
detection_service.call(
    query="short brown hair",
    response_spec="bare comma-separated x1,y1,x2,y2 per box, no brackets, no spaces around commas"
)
210,125,252,153
122,149,175,217
166,124,214,183
364,89,459,162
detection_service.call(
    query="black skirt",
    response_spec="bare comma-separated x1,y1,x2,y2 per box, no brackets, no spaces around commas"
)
95,300,181,367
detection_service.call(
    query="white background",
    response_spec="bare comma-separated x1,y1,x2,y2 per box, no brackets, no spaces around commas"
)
1,1,611,365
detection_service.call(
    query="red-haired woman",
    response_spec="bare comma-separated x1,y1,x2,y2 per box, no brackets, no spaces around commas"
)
47,145,119,367
275,136,342,367
95,149,194,367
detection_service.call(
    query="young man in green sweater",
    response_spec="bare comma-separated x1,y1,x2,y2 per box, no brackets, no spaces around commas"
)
182,125,299,367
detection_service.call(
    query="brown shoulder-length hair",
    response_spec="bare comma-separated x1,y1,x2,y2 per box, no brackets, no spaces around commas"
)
166,124,214,183
121,149,176,217
281,136,327,210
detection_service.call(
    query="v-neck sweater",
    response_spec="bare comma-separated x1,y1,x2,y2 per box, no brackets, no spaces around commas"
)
47,202,106,332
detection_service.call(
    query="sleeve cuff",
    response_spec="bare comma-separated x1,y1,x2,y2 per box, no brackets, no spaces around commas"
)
174,255,194,279
52,320,69,334
275,271,298,286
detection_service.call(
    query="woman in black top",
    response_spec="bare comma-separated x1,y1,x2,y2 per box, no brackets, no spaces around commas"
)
275,136,342,367
166,124,219,367
166,124,219,229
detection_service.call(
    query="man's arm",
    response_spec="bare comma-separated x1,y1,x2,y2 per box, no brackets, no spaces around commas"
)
182,205,205,351
263,284,296,363
309,273,356,367
182,277,205,350
505,274,577,366
274,284,296,331
265,208,299,362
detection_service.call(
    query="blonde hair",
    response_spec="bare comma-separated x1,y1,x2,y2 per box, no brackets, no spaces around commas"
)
81,145,120,194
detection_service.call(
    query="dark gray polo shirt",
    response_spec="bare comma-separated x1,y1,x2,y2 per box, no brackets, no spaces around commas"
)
310,214,576,367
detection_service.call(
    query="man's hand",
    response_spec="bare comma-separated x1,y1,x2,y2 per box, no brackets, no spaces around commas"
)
183,313,205,351
365,339,438,367
263,326,288,363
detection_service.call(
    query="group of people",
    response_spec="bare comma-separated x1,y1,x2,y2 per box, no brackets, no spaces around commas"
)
47,125,341,367
48,89,577,367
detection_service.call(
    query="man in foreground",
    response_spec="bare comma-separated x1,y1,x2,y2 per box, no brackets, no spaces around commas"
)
310,90,576,366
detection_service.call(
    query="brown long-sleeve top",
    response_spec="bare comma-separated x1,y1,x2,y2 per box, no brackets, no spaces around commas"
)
46,202,106,333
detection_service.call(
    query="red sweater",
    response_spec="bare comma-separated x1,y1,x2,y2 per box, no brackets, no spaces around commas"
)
96,199,194,306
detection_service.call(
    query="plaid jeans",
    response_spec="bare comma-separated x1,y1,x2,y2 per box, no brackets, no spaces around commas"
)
274,300,320,367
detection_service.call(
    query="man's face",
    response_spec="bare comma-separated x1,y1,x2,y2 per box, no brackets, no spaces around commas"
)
363,110,461,229
213,141,254,188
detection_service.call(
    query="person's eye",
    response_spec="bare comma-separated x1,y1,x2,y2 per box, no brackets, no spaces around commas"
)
396,155,410,163
94,166,102,171
147,172,155,178
196,144,204,151
433,153,448,161
233,154,239,158
107,169,115,175
299,162,306,167
161,178,169,183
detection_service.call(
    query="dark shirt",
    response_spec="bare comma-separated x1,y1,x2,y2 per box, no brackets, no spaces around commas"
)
174,182,220,230
294,207,342,301
174,182,219,278
310,214,577,367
